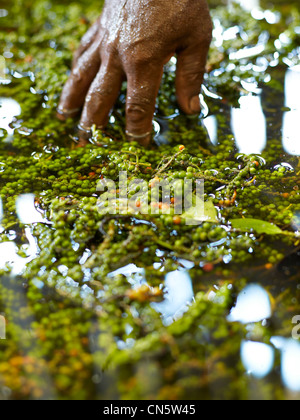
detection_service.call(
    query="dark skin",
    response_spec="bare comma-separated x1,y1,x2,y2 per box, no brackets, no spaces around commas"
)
58,0,213,146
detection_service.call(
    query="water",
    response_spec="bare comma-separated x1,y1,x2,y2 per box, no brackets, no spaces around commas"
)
0,97,21,138
0,0,300,400
282,66,300,155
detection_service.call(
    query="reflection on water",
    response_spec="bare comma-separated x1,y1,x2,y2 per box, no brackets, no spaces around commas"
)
0,197,3,223
16,193,47,224
0,196,41,275
0,97,21,135
281,341,300,393
271,337,300,392
231,95,267,154
0,242,27,275
109,265,194,325
230,0,260,12
152,270,194,325
204,63,300,155
0,9,8,18
227,284,272,324
0,228,38,276
229,286,300,392
203,115,218,145
0,0,299,399
241,341,274,379
282,65,300,155
108,263,144,279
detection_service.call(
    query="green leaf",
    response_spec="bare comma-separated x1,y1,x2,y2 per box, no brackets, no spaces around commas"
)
230,218,283,235
182,199,218,226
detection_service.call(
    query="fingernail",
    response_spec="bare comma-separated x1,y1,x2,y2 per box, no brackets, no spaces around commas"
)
190,95,201,114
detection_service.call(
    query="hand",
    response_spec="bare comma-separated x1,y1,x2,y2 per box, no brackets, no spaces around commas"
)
58,0,212,146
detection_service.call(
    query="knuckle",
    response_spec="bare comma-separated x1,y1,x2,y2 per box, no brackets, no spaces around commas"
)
85,87,112,105
186,70,202,83
122,44,157,68
95,86,114,98
126,102,151,123
179,62,204,80
103,41,118,57
132,54,153,67
71,68,85,84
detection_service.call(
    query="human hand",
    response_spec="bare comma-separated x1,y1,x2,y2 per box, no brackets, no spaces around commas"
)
58,0,212,146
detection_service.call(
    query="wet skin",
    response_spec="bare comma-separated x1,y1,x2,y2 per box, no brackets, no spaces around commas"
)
58,0,213,146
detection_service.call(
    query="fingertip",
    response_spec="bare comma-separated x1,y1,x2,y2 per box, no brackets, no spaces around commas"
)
189,95,201,114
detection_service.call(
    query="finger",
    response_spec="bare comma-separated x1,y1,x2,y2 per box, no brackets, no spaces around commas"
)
58,41,101,119
125,63,164,146
72,17,101,67
79,57,124,130
176,38,211,115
